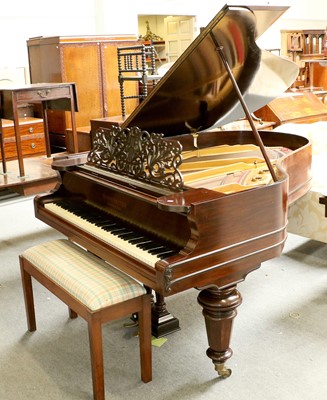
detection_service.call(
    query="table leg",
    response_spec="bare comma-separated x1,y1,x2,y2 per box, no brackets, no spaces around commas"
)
41,103,51,157
0,120,7,174
12,97,25,177
69,86,78,153
308,62,314,90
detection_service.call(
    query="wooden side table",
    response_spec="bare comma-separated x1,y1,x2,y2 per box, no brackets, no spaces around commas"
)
0,82,78,177
0,127,6,174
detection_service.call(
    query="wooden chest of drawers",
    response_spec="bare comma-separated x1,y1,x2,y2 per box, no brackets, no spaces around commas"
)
0,117,46,161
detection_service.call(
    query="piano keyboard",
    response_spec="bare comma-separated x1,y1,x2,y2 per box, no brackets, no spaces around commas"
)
45,200,180,267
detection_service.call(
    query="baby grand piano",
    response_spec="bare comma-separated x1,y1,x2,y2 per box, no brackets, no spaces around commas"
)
34,5,312,378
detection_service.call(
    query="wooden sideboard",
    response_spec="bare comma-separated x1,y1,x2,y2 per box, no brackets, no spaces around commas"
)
27,35,139,150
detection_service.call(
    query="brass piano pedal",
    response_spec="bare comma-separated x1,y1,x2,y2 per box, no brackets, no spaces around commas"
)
215,363,232,378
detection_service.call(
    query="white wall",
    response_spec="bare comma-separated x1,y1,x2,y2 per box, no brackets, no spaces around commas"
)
1,0,327,77
1,0,96,69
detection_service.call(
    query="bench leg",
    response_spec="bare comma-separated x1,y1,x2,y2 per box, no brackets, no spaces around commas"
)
19,257,36,332
68,307,78,319
138,295,152,383
88,315,105,400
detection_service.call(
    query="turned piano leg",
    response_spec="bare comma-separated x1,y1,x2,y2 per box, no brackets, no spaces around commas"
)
197,285,242,378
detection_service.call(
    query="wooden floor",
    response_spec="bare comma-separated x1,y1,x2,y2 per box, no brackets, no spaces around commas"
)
0,155,59,196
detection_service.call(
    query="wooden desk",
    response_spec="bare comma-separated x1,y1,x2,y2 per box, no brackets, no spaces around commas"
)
0,82,78,177
254,92,327,126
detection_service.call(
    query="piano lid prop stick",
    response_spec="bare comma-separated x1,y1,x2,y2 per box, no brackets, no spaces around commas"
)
185,121,201,157
209,32,278,183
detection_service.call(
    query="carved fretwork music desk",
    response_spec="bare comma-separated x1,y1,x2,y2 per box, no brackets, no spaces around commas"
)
0,83,78,177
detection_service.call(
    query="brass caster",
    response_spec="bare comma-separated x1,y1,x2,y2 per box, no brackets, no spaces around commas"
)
215,363,232,378
123,320,138,328
123,313,138,328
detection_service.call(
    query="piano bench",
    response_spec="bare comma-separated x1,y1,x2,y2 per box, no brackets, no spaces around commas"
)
19,239,152,400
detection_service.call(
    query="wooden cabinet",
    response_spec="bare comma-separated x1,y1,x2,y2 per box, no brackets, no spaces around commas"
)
27,35,139,147
281,29,325,61
281,29,327,89
0,118,45,161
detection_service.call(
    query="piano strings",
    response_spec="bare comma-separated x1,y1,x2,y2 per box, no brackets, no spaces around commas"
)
180,143,293,193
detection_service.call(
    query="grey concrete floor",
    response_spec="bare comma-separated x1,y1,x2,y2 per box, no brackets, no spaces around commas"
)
1,196,327,400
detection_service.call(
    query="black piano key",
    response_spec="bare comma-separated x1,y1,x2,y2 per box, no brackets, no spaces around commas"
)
117,231,138,238
98,222,118,229
118,232,143,240
89,217,111,224
91,216,107,222
86,212,110,220
88,216,115,224
135,242,155,249
111,224,126,233
110,227,131,234
154,249,177,257
148,246,168,254
100,225,118,231
137,241,163,250
129,237,152,245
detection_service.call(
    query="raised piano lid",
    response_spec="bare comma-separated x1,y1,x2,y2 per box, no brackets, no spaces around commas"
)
122,4,298,135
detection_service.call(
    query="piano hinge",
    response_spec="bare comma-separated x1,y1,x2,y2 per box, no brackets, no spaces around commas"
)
185,122,202,149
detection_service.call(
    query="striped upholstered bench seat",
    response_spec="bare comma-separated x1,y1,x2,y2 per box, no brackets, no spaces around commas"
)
19,239,152,400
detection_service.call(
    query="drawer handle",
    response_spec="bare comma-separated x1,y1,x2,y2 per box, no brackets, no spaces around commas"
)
37,89,50,98
29,127,34,133
30,143,36,149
